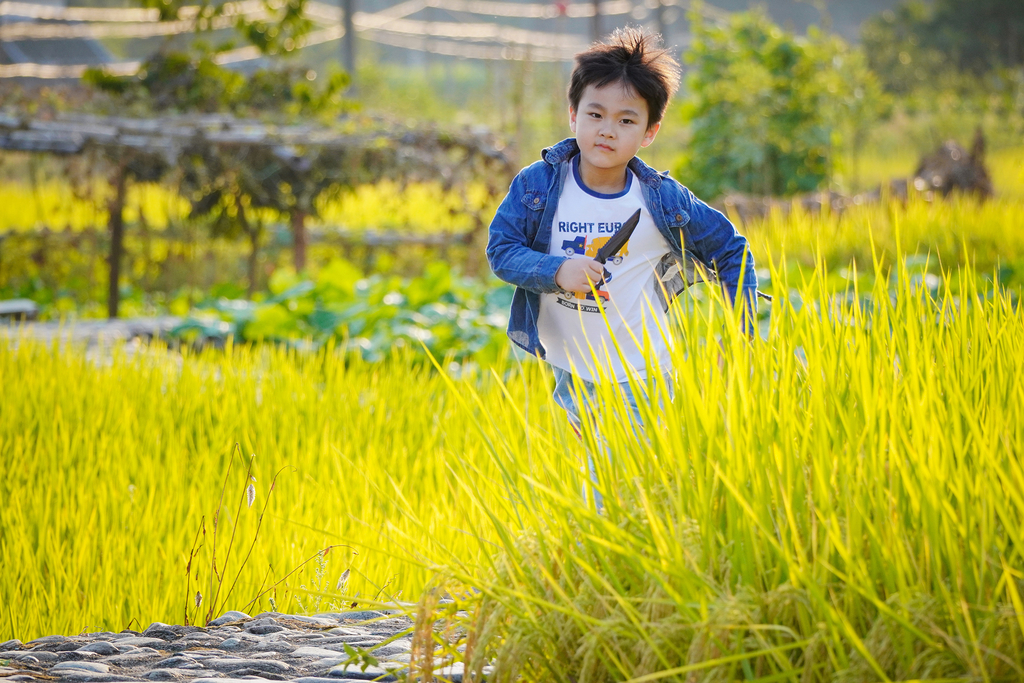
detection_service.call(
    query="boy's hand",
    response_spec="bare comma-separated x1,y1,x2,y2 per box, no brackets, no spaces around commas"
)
555,258,606,294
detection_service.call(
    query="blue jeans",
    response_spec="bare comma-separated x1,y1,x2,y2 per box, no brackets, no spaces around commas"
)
551,366,674,511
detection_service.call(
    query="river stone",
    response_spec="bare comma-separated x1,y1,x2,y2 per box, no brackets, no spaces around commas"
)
218,637,244,650
203,657,290,673
144,670,185,681
102,653,163,668
370,643,410,658
327,663,397,681
246,620,285,636
226,668,287,680
78,642,119,656
287,633,329,642
0,640,22,650
380,652,411,663
334,611,385,622
337,639,383,649
293,646,347,658
207,611,251,627
27,635,68,647
143,623,183,641
152,655,205,669
313,635,374,646
168,634,220,650
312,656,350,668
57,650,100,662
5,676,40,682
13,651,58,663
59,674,138,682
278,615,336,627
53,660,110,673
253,640,295,653
113,636,167,649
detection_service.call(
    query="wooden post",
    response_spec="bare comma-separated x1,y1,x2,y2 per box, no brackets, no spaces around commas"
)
342,0,355,88
592,0,600,41
107,161,127,319
291,209,307,271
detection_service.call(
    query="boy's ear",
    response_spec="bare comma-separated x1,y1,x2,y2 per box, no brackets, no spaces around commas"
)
640,121,661,148
569,106,577,134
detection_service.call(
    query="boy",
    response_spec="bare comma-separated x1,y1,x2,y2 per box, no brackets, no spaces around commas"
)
486,27,757,463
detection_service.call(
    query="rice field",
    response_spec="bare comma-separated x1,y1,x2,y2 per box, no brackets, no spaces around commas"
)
3,150,1024,680
3,228,1024,681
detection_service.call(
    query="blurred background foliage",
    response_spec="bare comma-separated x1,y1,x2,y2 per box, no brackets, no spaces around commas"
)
2,0,1024,350
675,8,886,198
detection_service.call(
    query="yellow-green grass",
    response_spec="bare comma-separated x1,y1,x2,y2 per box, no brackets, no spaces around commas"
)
3,243,1024,681
2,146,1022,236
0,180,491,235
739,193,1024,289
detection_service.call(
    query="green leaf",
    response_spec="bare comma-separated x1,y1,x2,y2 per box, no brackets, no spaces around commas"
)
269,267,302,296
316,258,363,301
243,303,300,340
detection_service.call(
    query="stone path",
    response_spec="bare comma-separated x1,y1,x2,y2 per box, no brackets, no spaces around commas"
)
0,610,478,683
1,317,183,349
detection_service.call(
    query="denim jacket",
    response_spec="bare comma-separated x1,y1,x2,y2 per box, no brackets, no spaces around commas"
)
486,138,757,358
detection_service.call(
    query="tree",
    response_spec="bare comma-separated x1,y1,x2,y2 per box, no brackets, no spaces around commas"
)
863,0,1024,94
80,0,352,314
676,7,885,199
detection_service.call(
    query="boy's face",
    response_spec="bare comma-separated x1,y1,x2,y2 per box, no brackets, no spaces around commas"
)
570,81,660,177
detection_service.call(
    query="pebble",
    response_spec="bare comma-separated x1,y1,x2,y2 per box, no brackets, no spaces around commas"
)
115,638,168,649
78,642,120,656
218,638,245,650
53,661,111,673
327,663,397,681
207,611,251,627
0,610,493,682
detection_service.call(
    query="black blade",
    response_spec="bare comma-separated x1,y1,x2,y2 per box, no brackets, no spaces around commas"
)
594,208,641,264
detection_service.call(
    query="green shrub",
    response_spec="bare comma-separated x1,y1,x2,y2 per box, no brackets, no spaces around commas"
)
676,8,884,199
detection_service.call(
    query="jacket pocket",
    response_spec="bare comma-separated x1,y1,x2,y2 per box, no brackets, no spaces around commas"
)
522,190,547,212
663,205,692,235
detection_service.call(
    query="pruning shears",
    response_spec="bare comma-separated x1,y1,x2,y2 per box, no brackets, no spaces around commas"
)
593,208,641,287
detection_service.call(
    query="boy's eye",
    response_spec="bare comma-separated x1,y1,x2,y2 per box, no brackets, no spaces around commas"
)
621,119,634,125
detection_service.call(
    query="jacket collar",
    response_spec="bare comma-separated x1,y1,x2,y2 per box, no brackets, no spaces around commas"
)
540,137,663,188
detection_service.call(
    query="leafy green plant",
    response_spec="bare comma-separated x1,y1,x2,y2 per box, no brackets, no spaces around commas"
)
171,259,514,365
676,7,885,198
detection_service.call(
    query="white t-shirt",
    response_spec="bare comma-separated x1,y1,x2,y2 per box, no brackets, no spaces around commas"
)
537,157,673,382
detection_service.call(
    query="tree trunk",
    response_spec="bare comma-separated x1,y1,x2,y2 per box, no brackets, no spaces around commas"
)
248,229,260,299
341,0,355,88
107,163,127,319
464,213,486,278
236,197,261,299
291,209,307,272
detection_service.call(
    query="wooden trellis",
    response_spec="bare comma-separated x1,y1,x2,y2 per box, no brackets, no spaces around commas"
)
0,112,515,317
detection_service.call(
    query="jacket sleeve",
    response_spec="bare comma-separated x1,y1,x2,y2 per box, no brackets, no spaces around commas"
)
486,172,568,294
683,188,759,330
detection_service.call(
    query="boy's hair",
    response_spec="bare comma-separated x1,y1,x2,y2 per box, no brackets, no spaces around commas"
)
568,27,680,130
